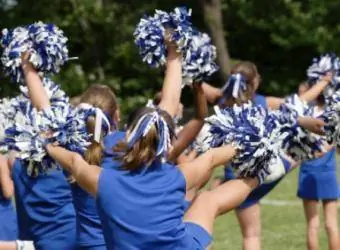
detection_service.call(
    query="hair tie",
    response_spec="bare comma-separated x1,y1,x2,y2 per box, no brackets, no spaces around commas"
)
220,73,248,101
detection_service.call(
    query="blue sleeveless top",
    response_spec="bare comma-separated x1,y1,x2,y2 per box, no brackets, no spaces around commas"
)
97,160,188,250
0,190,17,240
71,183,106,248
12,160,76,249
102,131,125,169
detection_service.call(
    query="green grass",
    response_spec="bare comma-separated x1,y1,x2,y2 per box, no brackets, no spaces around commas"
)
212,167,335,250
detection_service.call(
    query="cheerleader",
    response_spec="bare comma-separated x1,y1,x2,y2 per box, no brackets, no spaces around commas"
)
10,53,77,250
69,84,119,250
201,61,331,250
297,82,339,250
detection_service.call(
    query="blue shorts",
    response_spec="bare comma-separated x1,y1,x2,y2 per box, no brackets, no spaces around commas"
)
185,222,212,249
183,199,191,212
224,157,290,210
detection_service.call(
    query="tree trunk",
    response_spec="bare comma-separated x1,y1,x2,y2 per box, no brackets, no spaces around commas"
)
201,0,231,81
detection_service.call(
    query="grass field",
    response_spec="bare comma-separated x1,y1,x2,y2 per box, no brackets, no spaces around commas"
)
211,166,337,250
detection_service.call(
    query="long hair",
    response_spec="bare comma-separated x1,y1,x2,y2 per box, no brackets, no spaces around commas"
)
113,107,175,171
80,84,118,165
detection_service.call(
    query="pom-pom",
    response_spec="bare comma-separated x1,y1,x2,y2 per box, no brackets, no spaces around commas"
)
182,32,218,85
134,7,193,68
321,91,340,147
206,103,288,179
1,22,69,83
307,53,340,96
277,95,327,161
4,102,91,164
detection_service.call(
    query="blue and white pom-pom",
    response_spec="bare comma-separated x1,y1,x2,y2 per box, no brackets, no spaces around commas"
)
205,103,289,178
320,91,340,147
134,7,193,68
277,95,326,161
182,32,218,86
307,53,340,96
1,21,69,83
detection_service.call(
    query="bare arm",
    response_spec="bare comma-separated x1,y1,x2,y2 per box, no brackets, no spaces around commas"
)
201,82,223,104
0,154,14,199
21,53,50,110
179,144,237,191
299,75,331,103
168,84,208,161
46,145,101,197
158,46,182,118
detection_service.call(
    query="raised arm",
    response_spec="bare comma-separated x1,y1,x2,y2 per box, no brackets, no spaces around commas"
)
0,154,14,199
168,84,208,162
45,144,101,197
299,73,332,103
201,82,223,104
21,52,50,110
158,45,182,118
179,144,237,191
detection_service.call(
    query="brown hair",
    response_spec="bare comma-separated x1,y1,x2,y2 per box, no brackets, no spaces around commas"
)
80,84,118,165
222,61,259,107
113,107,175,171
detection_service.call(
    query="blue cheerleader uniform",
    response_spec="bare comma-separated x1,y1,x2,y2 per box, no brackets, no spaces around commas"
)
98,153,212,250
0,191,17,240
224,94,285,209
12,159,77,250
71,183,106,250
297,149,338,200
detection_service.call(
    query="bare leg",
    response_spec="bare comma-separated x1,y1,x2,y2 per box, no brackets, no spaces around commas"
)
184,178,258,234
236,204,261,250
322,200,339,250
0,241,16,250
303,199,320,250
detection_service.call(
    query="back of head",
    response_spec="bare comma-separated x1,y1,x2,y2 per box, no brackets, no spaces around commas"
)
80,84,118,165
219,61,259,108
113,107,175,171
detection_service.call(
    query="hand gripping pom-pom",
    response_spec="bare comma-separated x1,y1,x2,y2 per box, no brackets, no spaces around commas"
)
134,7,193,68
321,91,340,147
307,53,340,97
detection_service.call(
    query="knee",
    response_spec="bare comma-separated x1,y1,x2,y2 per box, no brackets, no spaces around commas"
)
307,220,320,234
324,220,338,234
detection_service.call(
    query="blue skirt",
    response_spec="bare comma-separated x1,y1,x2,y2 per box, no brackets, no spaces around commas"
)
297,150,338,200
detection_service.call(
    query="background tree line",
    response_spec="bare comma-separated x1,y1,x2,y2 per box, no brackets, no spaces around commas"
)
1,0,339,114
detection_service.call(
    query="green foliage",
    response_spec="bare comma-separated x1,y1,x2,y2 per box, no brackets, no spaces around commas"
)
1,0,339,112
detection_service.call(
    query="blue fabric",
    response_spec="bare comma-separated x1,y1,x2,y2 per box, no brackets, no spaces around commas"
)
97,157,211,250
253,94,267,108
0,194,17,240
12,159,76,250
102,131,126,170
297,149,338,200
71,183,106,249
184,222,212,249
